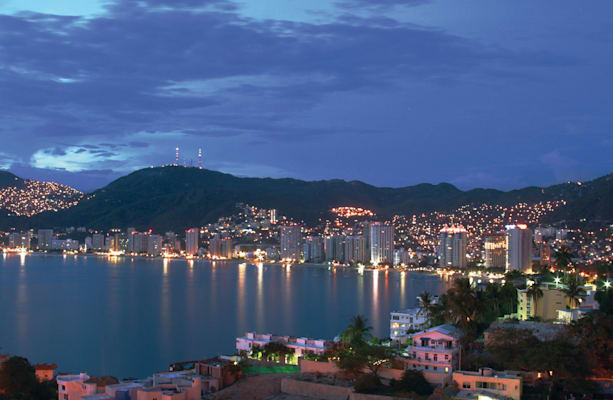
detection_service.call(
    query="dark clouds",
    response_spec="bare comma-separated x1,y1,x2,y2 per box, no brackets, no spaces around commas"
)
1,0,612,190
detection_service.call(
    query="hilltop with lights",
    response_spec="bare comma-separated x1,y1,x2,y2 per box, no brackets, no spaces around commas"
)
0,167,612,232
0,171,84,217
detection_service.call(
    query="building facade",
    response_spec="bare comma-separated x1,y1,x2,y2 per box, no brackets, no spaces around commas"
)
185,228,199,256
369,222,394,265
404,324,460,375
280,226,302,261
438,226,467,269
390,308,427,342
484,233,506,269
506,224,533,273
452,368,522,400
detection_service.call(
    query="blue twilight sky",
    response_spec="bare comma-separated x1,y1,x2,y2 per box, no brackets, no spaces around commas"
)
1,0,612,191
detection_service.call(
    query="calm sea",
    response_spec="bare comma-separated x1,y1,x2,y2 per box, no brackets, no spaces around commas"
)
0,254,449,378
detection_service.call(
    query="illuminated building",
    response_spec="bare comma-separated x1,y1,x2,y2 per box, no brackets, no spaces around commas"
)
505,224,533,273
280,225,302,260
324,235,345,262
344,235,368,264
393,248,410,266
9,232,31,249
517,286,565,320
209,235,232,259
92,234,105,250
390,308,427,342
452,368,522,400
147,234,163,256
484,233,507,269
369,222,394,265
269,209,277,224
438,226,467,269
539,244,551,267
303,236,324,263
37,229,54,250
113,233,129,253
185,228,199,255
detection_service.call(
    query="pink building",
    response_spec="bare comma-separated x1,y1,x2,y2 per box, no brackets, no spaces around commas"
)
236,332,331,358
404,324,460,378
453,368,522,400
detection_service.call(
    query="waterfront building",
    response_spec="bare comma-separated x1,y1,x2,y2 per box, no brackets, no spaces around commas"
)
405,324,460,377
131,232,148,254
393,248,410,266
324,235,345,262
452,368,522,400
303,236,324,263
185,228,199,256
236,332,331,358
37,229,54,250
280,225,302,261
344,235,368,264
484,233,506,269
114,233,129,253
505,224,533,273
390,308,427,342
437,226,467,269
84,236,92,251
92,234,105,251
209,236,232,259
147,235,163,256
517,286,565,320
369,222,394,265
8,232,30,249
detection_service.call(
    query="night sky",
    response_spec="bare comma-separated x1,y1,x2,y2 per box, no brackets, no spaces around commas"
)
1,0,612,191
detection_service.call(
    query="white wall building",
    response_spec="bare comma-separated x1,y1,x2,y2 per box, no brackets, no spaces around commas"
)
390,308,427,342
280,226,302,261
506,224,533,273
236,332,330,358
369,222,394,265
438,226,467,269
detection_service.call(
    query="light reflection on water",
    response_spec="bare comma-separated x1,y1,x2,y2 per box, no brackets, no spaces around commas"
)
0,255,449,378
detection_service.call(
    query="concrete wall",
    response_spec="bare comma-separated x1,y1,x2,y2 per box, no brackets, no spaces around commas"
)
281,379,352,400
281,379,410,400
299,360,404,381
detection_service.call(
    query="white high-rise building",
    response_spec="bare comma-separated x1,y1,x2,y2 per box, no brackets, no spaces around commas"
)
269,209,277,224
505,224,533,273
369,222,394,265
438,226,467,269
185,228,199,256
280,225,302,261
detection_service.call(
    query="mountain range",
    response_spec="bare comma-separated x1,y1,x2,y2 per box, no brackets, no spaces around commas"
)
1,167,612,231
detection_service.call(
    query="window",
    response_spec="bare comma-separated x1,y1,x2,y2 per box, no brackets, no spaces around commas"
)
463,382,471,389
445,355,449,360
393,316,399,320
63,395,68,400
434,354,438,361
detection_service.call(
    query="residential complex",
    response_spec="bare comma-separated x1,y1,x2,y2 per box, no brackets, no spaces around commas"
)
505,224,533,273
452,368,522,400
404,325,460,376
390,308,427,343
437,226,467,269
484,233,506,269
236,332,331,358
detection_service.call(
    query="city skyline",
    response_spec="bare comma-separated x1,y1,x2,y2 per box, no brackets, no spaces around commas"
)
1,0,613,191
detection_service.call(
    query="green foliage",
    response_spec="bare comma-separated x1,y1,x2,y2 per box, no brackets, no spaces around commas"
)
354,374,381,394
0,356,55,400
261,341,294,363
340,315,372,348
562,274,586,308
568,311,613,377
395,369,433,396
595,288,613,315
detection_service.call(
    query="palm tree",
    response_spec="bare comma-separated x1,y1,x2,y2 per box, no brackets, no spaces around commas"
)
445,278,478,332
554,246,574,271
563,274,586,308
417,291,434,325
341,315,372,348
526,281,544,317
